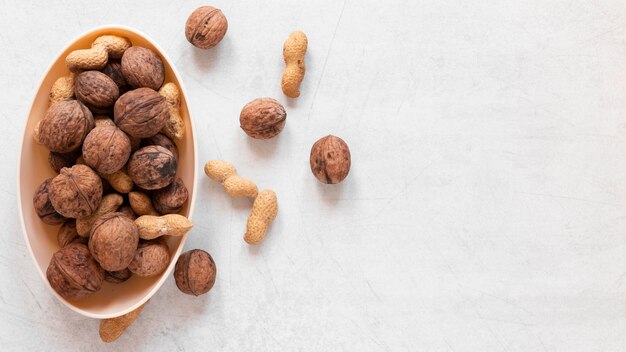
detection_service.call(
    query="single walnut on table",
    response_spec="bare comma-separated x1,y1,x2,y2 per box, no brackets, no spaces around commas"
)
185,6,228,49
310,135,351,184
239,98,286,139
174,249,216,296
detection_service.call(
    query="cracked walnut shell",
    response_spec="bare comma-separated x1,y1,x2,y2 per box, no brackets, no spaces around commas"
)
49,164,103,218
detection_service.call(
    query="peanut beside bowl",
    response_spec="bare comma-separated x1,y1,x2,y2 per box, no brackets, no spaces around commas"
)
17,25,198,319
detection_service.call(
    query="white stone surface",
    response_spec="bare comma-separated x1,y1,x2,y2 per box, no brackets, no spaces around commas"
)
2,0,626,350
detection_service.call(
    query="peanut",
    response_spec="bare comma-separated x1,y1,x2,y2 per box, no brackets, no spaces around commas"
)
128,191,159,216
49,73,75,105
204,160,258,197
159,83,185,141
33,120,42,144
99,302,146,343
76,193,123,236
244,190,278,245
135,214,193,240
281,31,308,98
66,35,131,72
104,170,134,194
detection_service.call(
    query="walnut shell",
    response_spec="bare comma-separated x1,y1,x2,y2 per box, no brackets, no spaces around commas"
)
49,165,103,218
128,238,170,277
151,177,188,214
174,249,216,296
309,135,351,184
114,88,168,138
121,47,165,90
57,220,88,248
39,100,94,153
104,268,132,284
117,205,137,220
185,6,228,49
101,59,126,89
46,243,104,301
82,126,131,175
239,98,286,139
48,150,81,173
127,146,177,190
89,212,139,271
74,71,120,108
141,133,179,161
33,178,66,225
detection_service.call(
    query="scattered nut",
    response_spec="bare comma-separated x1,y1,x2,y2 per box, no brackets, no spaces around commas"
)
76,193,124,236
127,146,177,190
82,126,131,175
99,302,146,343
46,243,104,300
74,71,120,108
244,190,278,245
89,212,139,271
281,31,308,98
151,177,188,214
185,6,228,49
33,178,66,225
121,46,165,90
135,214,193,240
174,249,216,296
159,82,185,141
309,135,351,184
104,268,132,284
239,98,286,139
128,238,170,277
114,88,168,138
39,100,94,153
128,191,159,216
49,165,103,219
204,160,258,197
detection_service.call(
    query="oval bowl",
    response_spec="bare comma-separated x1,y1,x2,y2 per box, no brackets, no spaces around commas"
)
17,25,197,319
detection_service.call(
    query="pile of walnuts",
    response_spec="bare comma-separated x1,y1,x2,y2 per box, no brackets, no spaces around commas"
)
33,35,197,301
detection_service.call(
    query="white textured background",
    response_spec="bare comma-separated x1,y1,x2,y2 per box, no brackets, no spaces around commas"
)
2,0,626,351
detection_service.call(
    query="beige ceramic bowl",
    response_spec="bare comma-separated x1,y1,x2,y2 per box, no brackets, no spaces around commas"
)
17,25,197,319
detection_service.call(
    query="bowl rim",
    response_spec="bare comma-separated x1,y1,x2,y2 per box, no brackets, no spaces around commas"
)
16,24,199,319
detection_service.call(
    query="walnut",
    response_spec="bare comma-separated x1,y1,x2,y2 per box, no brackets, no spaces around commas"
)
89,212,139,271
33,178,66,225
128,238,170,277
185,6,228,49
117,205,137,220
100,59,126,89
121,46,165,90
46,243,104,301
104,268,132,284
127,146,177,190
239,98,286,139
114,88,168,138
309,135,351,184
151,177,188,214
141,133,179,161
48,150,81,173
174,249,216,296
57,220,88,248
49,164,103,218
39,100,94,153
74,71,119,108
82,126,131,175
